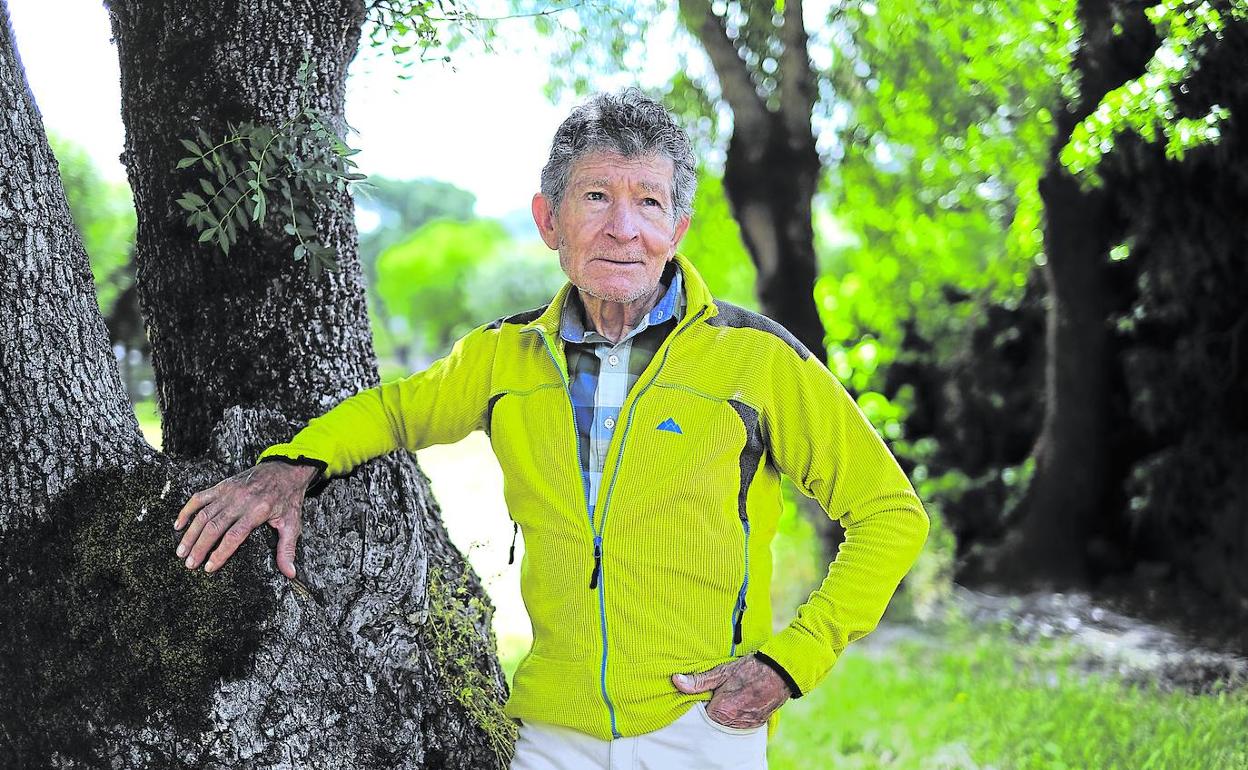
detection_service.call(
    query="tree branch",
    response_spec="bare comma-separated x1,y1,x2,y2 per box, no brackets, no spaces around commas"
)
677,0,770,141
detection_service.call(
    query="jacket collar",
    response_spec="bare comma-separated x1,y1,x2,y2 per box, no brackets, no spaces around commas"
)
522,251,719,338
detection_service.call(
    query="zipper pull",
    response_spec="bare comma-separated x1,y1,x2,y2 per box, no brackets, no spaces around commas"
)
733,597,747,644
589,536,603,589
508,521,519,565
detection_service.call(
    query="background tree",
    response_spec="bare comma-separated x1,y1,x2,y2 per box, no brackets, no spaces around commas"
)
0,0,513,766
967,0,1248,599
828,0,1248,611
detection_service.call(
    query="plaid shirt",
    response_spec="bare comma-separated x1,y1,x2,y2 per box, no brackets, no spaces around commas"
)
560,259,685,528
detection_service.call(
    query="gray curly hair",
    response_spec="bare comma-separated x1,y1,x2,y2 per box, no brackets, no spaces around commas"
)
540,88,697,221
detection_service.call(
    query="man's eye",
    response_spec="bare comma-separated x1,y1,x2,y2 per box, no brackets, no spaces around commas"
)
642,197,662,207
586,191,605,201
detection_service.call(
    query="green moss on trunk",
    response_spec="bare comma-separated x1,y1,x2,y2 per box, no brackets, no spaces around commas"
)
0,460,274,766
420,566,517,769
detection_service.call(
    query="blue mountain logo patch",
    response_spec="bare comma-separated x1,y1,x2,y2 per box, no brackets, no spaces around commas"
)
656,418,683,434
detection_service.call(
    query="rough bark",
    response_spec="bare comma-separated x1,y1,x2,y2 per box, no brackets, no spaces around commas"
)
959,0,1156,590
1,1,512,766
0,3,154,530
678,0,827,364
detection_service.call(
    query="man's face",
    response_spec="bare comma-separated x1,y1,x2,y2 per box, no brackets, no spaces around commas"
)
532,150,691,304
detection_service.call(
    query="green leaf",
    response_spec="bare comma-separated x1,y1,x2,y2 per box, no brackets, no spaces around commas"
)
175,196,198,212
195,127,212,147
184,191,206,209
178,138,202,157
252,191,267,223
198,227,216,243
199,178,215,197
293,243,306,261
283,223,298,235
176,157,198,170
209,195,228,218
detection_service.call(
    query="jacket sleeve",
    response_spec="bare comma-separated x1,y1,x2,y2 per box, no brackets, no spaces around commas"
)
755,346,930,697
256,321,499,490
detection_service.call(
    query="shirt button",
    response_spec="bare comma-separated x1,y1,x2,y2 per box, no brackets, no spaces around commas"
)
608,354,620,366
604,417,616,429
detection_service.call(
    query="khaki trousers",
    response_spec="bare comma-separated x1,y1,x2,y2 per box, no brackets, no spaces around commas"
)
509,702,769,770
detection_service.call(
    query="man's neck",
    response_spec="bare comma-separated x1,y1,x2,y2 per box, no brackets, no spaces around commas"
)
577,281,667,345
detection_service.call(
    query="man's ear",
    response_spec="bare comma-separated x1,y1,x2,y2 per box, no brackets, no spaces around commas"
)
532,193,560,250
672,213,692,246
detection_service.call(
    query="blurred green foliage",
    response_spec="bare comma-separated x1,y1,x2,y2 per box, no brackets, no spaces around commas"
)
1062,0,1248,180
356,175,477,259
50,133,136,318
676,172,759,309
376,218,564,367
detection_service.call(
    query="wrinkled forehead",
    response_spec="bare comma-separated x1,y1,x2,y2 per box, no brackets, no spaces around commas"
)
566,149,676,195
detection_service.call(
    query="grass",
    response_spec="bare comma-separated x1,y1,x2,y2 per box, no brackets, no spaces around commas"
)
766,615,1248,770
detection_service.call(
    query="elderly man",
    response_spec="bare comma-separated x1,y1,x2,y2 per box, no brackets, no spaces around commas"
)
175,88,929,769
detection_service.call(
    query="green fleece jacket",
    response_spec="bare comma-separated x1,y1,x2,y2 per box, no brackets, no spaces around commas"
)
258,251,930,741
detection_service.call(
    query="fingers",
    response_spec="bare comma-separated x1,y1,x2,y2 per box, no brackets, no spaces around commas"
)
673,660,735,694
271,504,302,579
205,517,259,574
178,502,246,570
175,488,215,531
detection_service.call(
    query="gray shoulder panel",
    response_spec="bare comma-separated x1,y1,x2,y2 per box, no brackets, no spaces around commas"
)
486,305,548,330
727,399,765,523
706,300,813,360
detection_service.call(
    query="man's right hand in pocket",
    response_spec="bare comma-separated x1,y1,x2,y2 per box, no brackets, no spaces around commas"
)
174,461,320,579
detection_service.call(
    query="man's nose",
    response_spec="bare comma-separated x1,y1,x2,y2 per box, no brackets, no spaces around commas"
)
605,200,641,241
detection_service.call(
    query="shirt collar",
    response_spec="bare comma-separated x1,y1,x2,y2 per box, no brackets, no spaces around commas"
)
559,260,685,345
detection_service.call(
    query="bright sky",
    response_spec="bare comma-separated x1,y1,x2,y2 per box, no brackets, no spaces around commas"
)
4,1,647,219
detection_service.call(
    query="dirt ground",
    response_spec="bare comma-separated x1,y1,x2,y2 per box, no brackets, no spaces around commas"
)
865,582,1248,696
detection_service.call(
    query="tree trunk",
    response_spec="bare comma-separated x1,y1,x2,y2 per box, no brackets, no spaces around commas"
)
0,3,154,530
679,0,827,363
958,0,1156,590
722,114,825,364
0,1,512,766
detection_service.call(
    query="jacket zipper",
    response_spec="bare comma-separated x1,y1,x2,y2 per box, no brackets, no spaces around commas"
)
730,517,750,655
525,325,621,737
526,302,709,739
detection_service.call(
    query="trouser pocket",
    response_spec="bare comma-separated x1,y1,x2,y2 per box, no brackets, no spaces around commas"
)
696,702,766,736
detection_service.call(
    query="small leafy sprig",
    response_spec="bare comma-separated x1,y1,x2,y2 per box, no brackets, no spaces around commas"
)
173,56,366,277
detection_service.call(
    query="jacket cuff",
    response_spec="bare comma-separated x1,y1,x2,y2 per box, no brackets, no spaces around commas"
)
256,452,329,496
756,624,836,697
752,651,802,699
